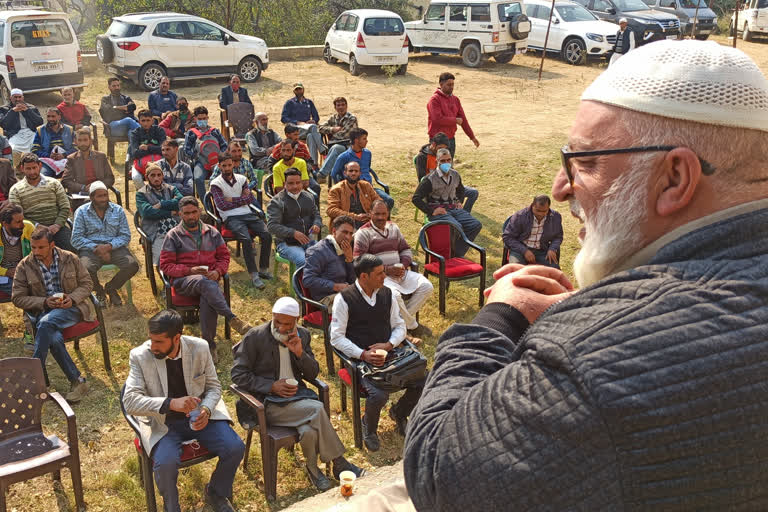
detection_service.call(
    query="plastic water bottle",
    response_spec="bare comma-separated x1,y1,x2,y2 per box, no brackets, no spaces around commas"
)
189,407,202,430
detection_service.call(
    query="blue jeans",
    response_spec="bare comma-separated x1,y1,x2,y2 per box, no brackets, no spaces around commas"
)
30,307,82,382
152,419,245,512
463,186,479,213
193,162,208,200
109,117,140,137
276,240,316,267
0,279,12,295
299,124,324,165
428,208,482,258
507,248,560,269
375,188,395,211
317,143,347,178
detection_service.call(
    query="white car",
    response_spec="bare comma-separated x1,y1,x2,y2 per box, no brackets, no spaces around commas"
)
96,12,269,91
525,0,617,65
0,10,85,103
731,0,768,40
323,9,408,76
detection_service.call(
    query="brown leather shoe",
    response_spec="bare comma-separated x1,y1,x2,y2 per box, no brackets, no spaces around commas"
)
229,316,252,336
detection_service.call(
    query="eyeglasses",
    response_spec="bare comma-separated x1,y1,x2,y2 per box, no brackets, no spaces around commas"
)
560,145,716,190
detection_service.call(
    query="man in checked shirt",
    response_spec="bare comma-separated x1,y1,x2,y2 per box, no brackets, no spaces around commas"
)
502,194,564,269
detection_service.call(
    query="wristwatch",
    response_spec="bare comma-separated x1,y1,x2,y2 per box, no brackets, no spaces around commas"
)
200,405,212,417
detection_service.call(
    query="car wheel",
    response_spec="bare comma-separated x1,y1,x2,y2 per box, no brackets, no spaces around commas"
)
461,43,482,68
395,63,407,75
96,35,114,64
349,54,362,76
139,63,165,91
562,38,586,66
743,22,752,41
323,45,337,64
0,81,10,106
494,51,514,64
238,56,262,82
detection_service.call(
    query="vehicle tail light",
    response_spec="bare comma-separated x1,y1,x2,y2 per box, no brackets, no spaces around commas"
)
117,42,140,51
77,50,82,67
5,55,14,74
492,31,499,42
356,33,366,48
403,34,409,47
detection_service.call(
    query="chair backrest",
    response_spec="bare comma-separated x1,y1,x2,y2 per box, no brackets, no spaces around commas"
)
202,191,221,224
423,222,454,263
264,173,275,198
226,102,255,139
292,267,319,316
501,215,512,264
0,358,46,442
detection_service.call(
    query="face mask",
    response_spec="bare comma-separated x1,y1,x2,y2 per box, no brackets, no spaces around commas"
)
179,104,188,111
196,120,208,129
439,162,452,173
287,190,302,200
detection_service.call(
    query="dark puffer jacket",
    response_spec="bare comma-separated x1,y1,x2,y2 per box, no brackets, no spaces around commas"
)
404,203,768,511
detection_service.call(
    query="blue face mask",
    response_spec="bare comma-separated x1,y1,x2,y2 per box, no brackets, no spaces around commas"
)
439,162,452,173
196,120,208,129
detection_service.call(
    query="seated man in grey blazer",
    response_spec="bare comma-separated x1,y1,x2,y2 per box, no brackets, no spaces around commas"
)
123,310,245,512
231,296,364,491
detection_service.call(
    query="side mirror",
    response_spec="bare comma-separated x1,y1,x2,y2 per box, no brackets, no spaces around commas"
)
423,18,428,23
607,7,616,14
223,33,230,45
552,17,560,23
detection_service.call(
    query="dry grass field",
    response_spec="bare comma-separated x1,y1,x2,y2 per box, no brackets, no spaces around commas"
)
1,35,766,511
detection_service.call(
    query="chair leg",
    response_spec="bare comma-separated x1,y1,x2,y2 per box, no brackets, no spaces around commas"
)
0,482,6,512
236,241,241,258
323,327,335,375
243,429,253,472
142,454,157,512
351,369,362,449
263,443,278,501
137,454,144,486
108,141,115,164
439,275,447,317
479,270,486,308
53,470,61,481
70,459,86,511
100,324,111,372
124,167,130,210
125,278,133,305
74,339,80,351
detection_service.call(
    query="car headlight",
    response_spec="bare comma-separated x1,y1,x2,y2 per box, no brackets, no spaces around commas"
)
586,33,604,42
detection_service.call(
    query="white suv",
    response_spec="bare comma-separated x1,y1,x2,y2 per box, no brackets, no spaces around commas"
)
731,0,768,40
96,12,269,91
405,0,531,67
323,9,409,76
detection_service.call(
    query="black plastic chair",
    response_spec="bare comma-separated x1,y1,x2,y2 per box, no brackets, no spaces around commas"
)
133,211,160,296
292,266,334,374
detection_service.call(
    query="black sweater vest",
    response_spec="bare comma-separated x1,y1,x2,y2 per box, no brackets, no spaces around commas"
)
341,285,392,350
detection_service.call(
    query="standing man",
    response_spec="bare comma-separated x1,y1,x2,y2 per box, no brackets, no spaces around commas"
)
266,169,322,268
231,297,364,491
303,215,356,307
610,18,636,66
32,107,76,178
427,72,479,157
159,139,193,196
245,112,282,171
404,41,768,510
503,195,563,269
210,152,272,289
99,78,140,137
0,203,33,296
0,89,43,158
71,181,139,307
62,128,114,196
317,97,358,182
123,309,245,512
330,254,425,451
148,76,178,120
281,83,325,166
9,153,74,252
12,226,92,403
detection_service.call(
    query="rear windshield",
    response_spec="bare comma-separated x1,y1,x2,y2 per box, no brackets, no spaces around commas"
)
106,20,146,38
11,18,72,48
498,2,524,20
362,17,404,35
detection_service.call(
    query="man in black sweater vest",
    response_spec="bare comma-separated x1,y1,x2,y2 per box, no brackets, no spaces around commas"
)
330,254,425,451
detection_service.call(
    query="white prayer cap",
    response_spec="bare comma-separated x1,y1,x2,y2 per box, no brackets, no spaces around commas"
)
618,17,628,23
89,180,107,195
10,88,22,96
581,40,768,132
272,296,300,317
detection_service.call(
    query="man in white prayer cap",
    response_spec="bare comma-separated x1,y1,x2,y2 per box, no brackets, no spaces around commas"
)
609,17,635,66
403,40,768,510
0,88,43,161
231,296,364,494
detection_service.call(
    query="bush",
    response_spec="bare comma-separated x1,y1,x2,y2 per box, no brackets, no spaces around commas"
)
79,25,105,52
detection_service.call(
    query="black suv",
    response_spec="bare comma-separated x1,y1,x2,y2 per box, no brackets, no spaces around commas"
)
573,0,680,43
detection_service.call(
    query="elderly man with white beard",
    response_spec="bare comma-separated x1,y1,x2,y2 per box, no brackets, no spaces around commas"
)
402,41,768,511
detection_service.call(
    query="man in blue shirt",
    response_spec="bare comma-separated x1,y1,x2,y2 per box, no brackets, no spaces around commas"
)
281,83,326,167
148,76,178,120
71,181,138,307
331,128,394,210
32,107,76,178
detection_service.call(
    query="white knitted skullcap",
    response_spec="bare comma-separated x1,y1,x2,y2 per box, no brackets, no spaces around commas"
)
582,40,768,132
10,88,22,96
272,296,300,317
89,180,107,195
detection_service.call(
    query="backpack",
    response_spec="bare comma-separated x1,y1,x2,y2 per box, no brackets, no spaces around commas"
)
190,127,221,171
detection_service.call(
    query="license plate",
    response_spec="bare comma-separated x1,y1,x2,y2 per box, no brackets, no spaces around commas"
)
376,56,394,63
108,65,118,74
698,29,711,34
33,62,61,72
666,34,678,39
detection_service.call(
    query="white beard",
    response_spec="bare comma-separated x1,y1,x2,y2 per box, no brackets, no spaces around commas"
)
572,166,650,288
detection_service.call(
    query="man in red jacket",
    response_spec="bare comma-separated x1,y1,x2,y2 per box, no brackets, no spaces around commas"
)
427,72,480,157
159,196,251,362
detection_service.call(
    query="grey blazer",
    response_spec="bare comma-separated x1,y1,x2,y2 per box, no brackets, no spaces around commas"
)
123,335,233,453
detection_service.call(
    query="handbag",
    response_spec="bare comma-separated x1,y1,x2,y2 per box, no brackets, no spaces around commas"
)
358,342,427,392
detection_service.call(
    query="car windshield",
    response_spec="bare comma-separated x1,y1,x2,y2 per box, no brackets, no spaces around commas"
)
679,0,707,7
106,20,145,38
363,17,404,35
498,2,523,19
556,4,598,20
757,0,768,7
11,19,72,47
614,0,652,11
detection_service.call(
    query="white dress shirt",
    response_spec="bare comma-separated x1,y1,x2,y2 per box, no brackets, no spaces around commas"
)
330,280,406,360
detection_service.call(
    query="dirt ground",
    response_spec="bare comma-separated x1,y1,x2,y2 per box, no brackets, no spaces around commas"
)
1,35,767,512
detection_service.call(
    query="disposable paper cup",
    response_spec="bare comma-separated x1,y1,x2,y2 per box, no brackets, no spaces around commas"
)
53,293,64,299
393,263,404,269
374,349,387,358
199,265,209,271
339,470,356,497
285,378,298,386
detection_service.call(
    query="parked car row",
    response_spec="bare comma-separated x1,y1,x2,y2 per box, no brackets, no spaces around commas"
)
730,0,768,41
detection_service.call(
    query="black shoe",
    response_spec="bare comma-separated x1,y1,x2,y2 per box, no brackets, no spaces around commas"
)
389,407,407,437
205,484,236,512
332,457,366,480
106,288,123,307
361,417,380,452
95,292,107,308
305,465,333,491
408,324,433,338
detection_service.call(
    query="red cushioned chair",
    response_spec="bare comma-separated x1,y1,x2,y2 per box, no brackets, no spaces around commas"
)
119,384,216,512
419,219,486,316
160,270,231,340
292,266,335,375
202,191,265,259
27,293,110,385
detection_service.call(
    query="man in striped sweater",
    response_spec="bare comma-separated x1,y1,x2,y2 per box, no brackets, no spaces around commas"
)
8,153,74,252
